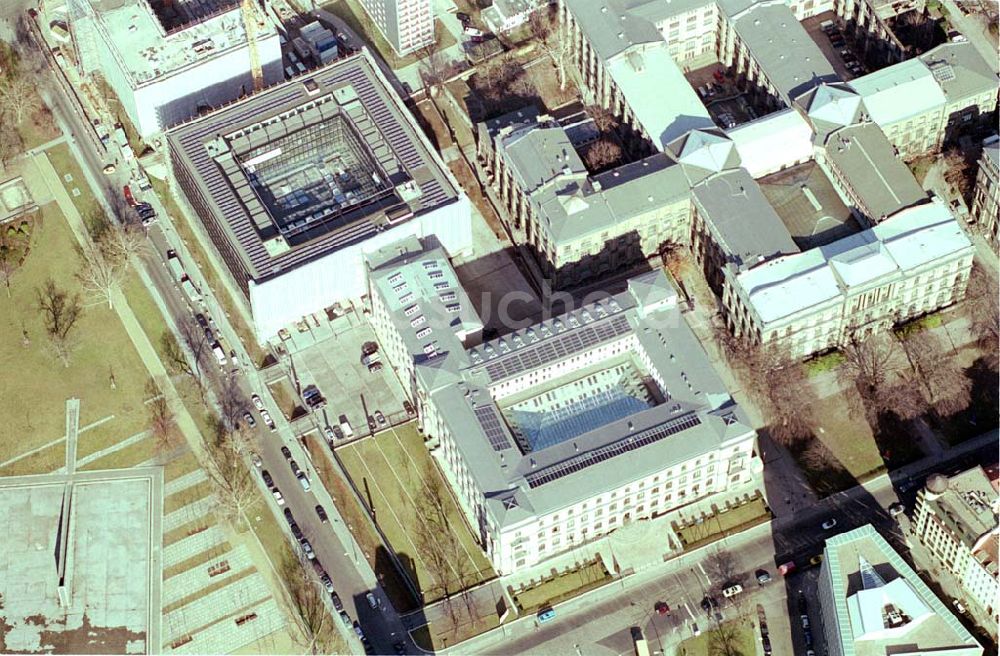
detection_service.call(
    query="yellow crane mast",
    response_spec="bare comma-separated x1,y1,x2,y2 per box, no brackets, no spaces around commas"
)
241,0,264,93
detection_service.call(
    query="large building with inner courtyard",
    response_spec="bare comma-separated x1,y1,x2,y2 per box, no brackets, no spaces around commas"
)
166,51,472,342
367,249,763,574
65,0,284,137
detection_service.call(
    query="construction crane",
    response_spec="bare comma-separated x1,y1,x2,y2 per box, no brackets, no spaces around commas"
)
241,0,265,93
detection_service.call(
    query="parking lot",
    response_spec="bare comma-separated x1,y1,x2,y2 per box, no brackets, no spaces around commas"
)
277,310,410,440
803,12,870,80
684,63,758,129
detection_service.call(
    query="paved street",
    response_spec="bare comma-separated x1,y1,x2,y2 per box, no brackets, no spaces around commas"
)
26,19,414,653
456,430,998,655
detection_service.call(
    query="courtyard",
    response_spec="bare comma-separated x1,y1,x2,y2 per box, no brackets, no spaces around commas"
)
758,161,861,250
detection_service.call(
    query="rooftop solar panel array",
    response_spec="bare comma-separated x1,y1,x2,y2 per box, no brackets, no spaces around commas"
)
168,55,456,280
481,314,632,383
474,404,513,452
524,413,703,489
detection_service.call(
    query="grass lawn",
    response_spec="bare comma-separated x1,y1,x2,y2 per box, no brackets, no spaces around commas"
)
677,619,757,656
45,143,103,221
411,611,501,652
676,497,771,549
338,422,496,603
322,0,456,69
0,442,65,477
79,436,155,471
0,203,151,467
512,560,611,613
811,393,883,479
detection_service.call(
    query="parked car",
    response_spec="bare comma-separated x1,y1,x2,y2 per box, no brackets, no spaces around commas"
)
801,614,810,629
374,410,386,426
339,610,351,625
654,601,671,615
779,561,797,576
366,592,379,609
367,415,377,432
403,400,415,416
755,569,771,584
889,502,905,517
283,507,294,523
250,452,262,468
324,425,336,443
809,554,824,566
290,522,303,540
301,539,315,560
261,410,276,432
280,446,292,459
272,488,285,505
822,518,838,530
261,470,274,487
251,394,265,411
289,459,301,476
242,411,256,428
297,471,311,492
315,504,328,523
537,607,556,623
361,341,379,356
722,583,743,598
331,592,343,611
392,642,406,655
123,184,137,206
319,573,335,593
455,11,470,23
103,164,117,175
691,622,701,637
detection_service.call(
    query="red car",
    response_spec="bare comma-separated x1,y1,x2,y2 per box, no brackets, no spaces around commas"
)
654,601,671,616
123,184,136,206
778,561,797,576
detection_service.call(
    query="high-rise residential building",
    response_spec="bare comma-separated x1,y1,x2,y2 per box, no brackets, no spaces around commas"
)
912,467,1000,635
65,0,284,137
818,524,983,656
357,0,434,56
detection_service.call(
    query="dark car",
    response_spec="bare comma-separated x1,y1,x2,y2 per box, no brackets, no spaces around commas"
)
701,597,712,612
339,610,350,625
315,504,328,523
393,642,406,655
456,11,470,23
331,592,343,611
283,507,294,523
195,313,209,328
261,470,274,487
289,459,301,476
290,522,303,540
280,446,292,459
319,573,335,593
654,601,671,615
367,415,377,431
242,411,256,428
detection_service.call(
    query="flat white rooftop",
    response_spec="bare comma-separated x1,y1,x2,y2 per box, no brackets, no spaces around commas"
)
84,0,253,85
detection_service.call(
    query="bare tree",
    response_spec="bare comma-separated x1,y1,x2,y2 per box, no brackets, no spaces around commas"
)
587,104,619,134
583,138,623,172
708,620,748,656
36,278,83,366
145,377,179,457
942,146,977,203
839,332,925,421
281,555,338,655
964,264,999,367
161,320,210,398
0,122,22,168
0,75,39,125
418,45,451,93
77,240,125,309
203,432,259,530
529,6,569,91
901,330,972,417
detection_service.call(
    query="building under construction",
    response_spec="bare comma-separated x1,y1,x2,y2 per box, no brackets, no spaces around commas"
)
65,0,283,137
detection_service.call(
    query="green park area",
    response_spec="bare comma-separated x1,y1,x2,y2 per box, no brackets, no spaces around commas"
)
337,422,496,603
0,202,150,476
677,619,758,656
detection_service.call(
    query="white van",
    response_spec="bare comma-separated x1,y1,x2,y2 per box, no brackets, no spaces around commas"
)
722,584,744,598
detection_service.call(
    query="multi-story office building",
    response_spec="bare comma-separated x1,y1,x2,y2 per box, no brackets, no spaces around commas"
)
367,261,763,574
66,0,283,137
165,52,472,342
971,135,1000,249
723,199,974,356
848,42,998,158
818,525,983,656
912,467,999,633
476,108,692,287
356,0,434,56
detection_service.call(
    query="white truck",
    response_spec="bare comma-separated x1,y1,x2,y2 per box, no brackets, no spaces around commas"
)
114,125,134,162
338,414,354,439
212,343,227,368
166,250,185,283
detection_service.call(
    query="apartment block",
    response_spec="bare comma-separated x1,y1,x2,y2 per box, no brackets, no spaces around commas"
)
912,467,1000,634
971,135,1000,249
367,258,763,574
357,0,434,56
